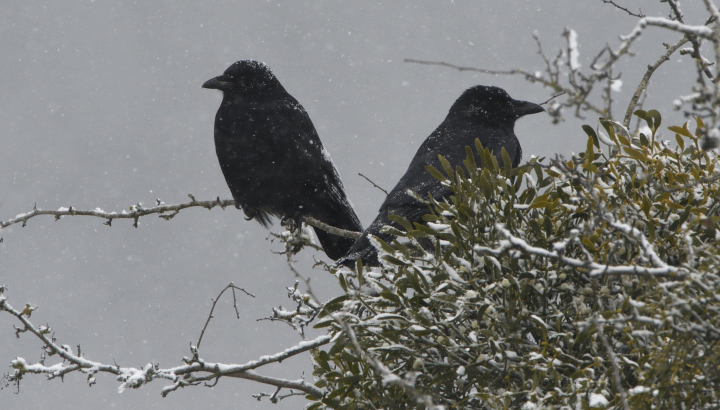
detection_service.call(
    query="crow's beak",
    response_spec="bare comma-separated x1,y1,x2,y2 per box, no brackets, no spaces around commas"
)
202,74,233,90
511,100,545,117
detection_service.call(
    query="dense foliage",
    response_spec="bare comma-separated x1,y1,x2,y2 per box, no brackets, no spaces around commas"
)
305,112,720,409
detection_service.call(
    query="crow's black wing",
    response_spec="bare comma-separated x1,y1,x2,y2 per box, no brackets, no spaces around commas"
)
254,96,363,259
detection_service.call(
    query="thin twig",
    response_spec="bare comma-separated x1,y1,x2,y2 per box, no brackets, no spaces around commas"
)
406,46,607,119
196,283,254,350
667,0,716,80
252,388,305,403
539,91,567,106
657,172,720,193
601,0,644,18
358,173,389,195
623,36,689,127
593,316,630,410
404,59,519,75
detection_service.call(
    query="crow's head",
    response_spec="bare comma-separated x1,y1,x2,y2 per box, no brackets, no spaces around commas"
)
202,60,285,96
449,85,544,122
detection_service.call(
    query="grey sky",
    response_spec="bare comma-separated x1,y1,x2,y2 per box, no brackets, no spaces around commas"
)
0,1,707,409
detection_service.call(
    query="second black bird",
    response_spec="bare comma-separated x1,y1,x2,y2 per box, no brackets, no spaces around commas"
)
203,60,363,260
340,85,544,267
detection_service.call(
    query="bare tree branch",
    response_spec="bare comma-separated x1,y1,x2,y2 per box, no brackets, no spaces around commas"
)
0,287,329,398
0,196,362,240
601,0,644,18
406,31,612,122
304,216,361,240
539,91,567,106
623,36,689,127
252,387,305,403
666,0,716,79
358,173,389,195
196,283,254,350
407,12,720,129
403,59,519,76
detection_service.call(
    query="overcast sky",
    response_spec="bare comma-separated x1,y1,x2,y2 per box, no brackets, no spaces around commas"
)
0,1,710,409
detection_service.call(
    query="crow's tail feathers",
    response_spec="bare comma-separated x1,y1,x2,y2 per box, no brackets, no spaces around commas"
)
314,227,358,261
237,203,274,229
337,233,381,268
312,207,364,261
336,211,395,268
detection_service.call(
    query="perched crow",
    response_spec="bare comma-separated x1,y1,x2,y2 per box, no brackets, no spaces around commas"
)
340,85,544,267
202,60,363,260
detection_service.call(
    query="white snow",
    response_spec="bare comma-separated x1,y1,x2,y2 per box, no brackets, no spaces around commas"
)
638,124,652,137
589,393,609,407
521,401,538,410
442,262,466,283
568,29,581,71
629,386,651,396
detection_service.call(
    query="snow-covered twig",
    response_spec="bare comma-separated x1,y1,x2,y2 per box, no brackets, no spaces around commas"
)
0,196,361,240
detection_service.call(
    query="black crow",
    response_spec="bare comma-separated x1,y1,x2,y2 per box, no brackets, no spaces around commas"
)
202,60,363,260
340,85,544,267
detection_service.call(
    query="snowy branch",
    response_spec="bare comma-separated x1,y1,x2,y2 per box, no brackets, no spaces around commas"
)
0,195,361,240
408,2,720,127
642,16,716,40
473,223,684,278
0,288,329,398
